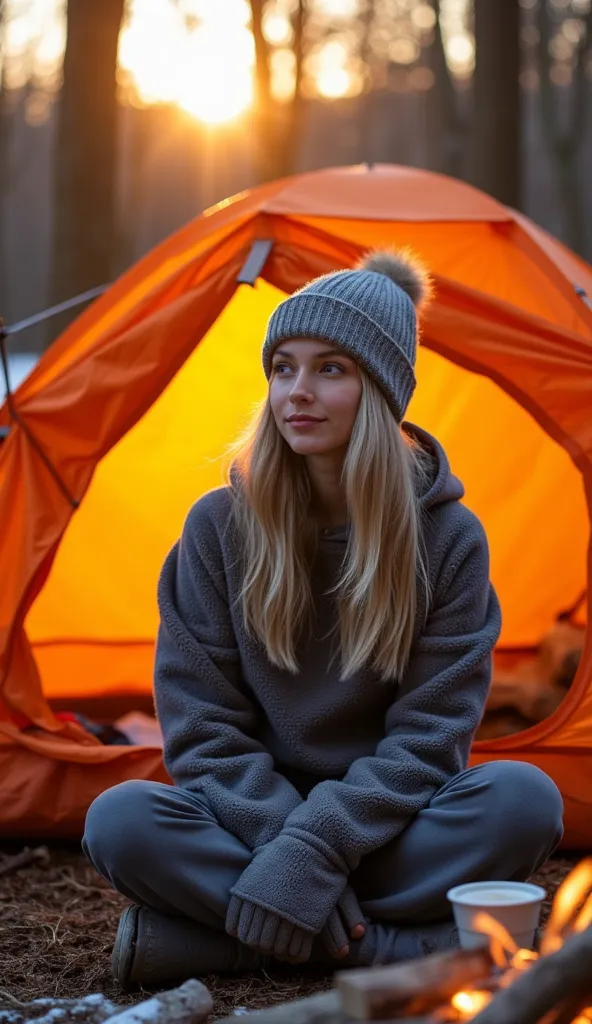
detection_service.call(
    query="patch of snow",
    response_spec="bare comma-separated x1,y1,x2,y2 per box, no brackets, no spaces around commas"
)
2,353,39,396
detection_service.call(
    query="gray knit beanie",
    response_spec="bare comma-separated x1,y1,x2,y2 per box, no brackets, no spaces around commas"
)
262,250,432,423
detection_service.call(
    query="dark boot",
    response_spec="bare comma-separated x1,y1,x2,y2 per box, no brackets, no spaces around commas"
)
112,904,263,989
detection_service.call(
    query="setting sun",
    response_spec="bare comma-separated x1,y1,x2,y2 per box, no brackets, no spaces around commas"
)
1,0,476,126
118,0,254,124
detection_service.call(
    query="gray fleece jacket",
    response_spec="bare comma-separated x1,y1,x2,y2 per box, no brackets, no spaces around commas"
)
154,423,501,953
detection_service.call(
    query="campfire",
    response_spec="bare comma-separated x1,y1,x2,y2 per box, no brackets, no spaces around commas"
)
336,858,592,1024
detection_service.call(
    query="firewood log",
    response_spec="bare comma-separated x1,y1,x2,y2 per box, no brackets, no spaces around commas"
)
547,992,592,1024
213,989,433,1024
336,947,493,1020
0,992,121,1024
103,980,212,1024
470,923,592,1024
0,981,212,1024
212,991,343,1024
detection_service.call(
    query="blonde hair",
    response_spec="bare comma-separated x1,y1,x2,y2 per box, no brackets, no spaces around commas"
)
226,369,432,683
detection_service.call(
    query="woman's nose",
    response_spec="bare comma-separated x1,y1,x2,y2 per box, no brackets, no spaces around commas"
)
289,372,313,400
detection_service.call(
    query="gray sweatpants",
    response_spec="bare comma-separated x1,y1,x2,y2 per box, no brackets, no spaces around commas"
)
83,760,563,931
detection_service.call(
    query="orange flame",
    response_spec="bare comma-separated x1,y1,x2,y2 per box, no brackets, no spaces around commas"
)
541,857,592,955
572,892,592,934
472,911,519,968
451,989,492,1019
510,948,538,970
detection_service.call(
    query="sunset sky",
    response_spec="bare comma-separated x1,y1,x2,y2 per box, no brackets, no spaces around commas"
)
1,0,476,125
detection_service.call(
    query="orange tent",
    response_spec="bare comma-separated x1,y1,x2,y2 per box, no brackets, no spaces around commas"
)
1,164,591,842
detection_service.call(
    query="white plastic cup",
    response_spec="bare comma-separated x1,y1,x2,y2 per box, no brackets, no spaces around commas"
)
446,881,546,951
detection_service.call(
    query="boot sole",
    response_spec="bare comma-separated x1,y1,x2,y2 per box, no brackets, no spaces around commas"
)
112,904,140,989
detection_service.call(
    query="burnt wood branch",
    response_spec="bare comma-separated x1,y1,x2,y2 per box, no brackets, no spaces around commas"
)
336,947,494,1020
471,923,592,1024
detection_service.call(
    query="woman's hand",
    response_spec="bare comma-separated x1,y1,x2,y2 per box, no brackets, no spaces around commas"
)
321,885,366,959
226,894,315,963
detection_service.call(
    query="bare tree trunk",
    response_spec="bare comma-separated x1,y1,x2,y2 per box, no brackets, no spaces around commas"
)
250,0,307,182
279,0,306,177
425,0,466,178
49,0,124,340
250,0,280,182
537,1,592,257
357,0,378,163
472,0,521,206
0,0,9,314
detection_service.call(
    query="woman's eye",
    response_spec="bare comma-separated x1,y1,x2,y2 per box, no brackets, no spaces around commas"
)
273,363,291,374
322,363,344,373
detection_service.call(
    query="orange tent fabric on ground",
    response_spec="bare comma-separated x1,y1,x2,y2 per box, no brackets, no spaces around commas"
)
1,164,591,841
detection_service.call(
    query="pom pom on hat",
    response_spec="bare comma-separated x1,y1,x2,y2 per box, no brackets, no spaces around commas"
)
359,248,433,310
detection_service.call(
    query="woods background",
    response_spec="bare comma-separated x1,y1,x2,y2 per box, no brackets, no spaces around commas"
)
0,0,591,356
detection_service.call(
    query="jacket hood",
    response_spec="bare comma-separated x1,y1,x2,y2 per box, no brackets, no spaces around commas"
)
406,422,464,510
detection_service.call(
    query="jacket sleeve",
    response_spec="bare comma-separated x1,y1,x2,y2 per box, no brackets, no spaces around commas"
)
228,512,502,935
154,500,302,852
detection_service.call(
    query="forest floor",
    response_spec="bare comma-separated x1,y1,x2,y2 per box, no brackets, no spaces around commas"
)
0,844,581,1020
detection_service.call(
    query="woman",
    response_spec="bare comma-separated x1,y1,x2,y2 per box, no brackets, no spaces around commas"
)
84,251,563,989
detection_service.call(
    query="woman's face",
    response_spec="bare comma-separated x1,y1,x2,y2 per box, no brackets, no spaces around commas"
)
269,338,362,457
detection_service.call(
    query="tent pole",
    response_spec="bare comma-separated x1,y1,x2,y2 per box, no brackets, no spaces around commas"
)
0,323,11,441
0,321,79,507
0,321,11,399
1,283,110,338
0,284,110,501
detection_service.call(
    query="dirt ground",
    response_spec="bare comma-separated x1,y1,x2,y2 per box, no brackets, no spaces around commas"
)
0,844,581,1020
